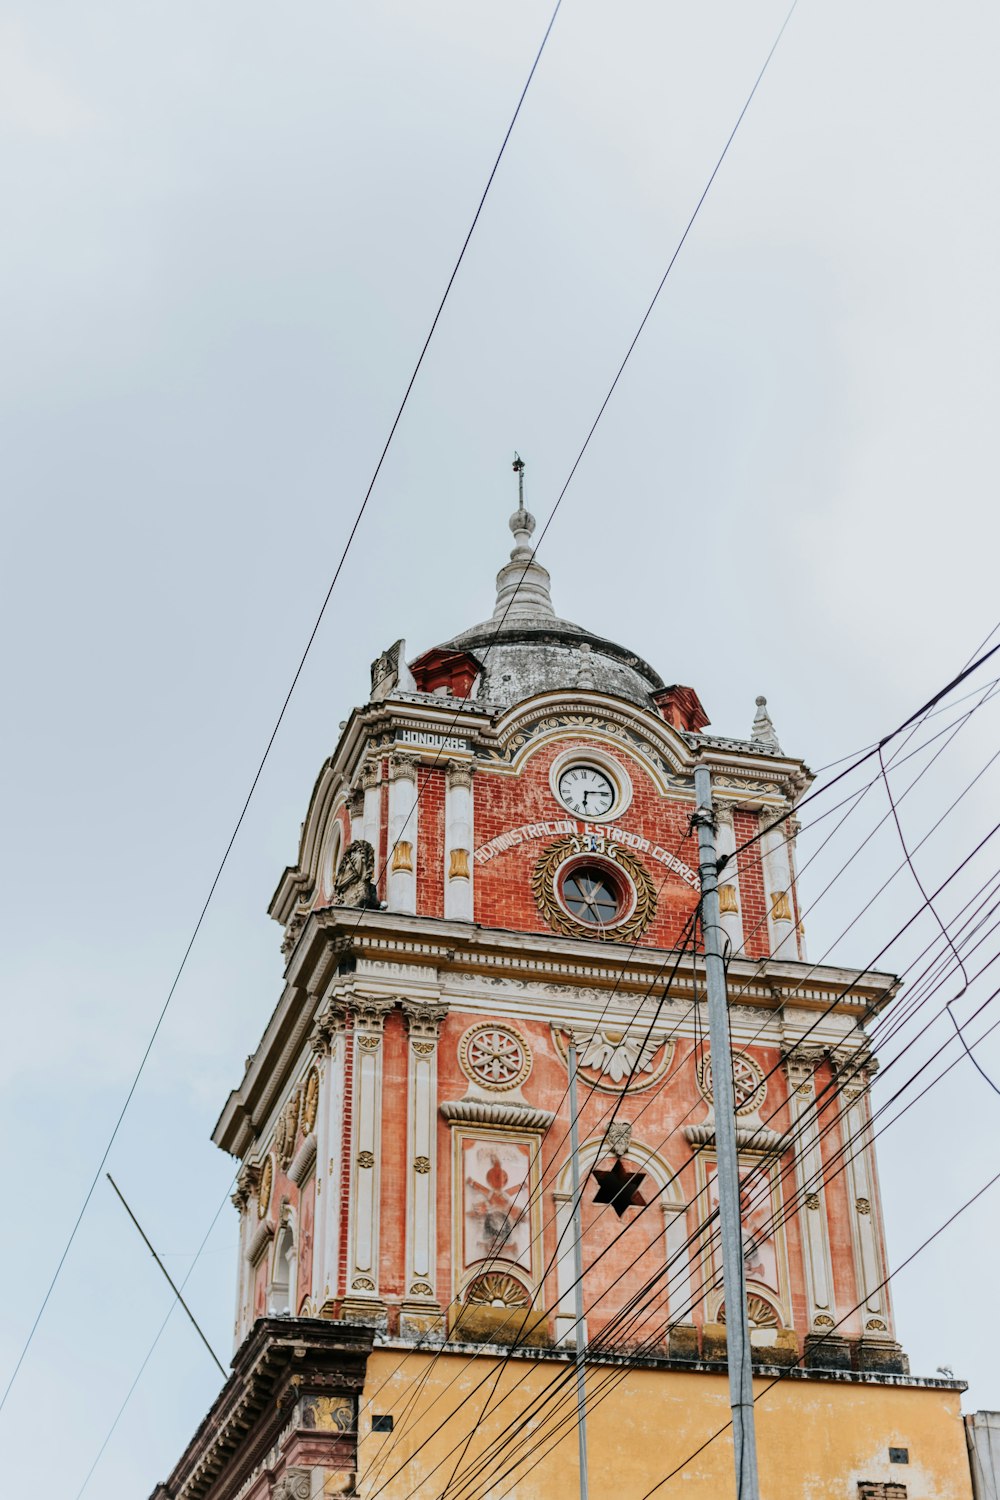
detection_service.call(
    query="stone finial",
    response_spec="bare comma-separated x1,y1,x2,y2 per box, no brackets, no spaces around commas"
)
492,454,555,623
751,695,782,752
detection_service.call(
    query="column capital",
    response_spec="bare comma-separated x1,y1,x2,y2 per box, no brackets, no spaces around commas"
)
353,994,397,1032
783,1047,825,1091
401,998,449,1042
445,759,475,789
358,759,380,790
347,786,365,818
389,752,420,782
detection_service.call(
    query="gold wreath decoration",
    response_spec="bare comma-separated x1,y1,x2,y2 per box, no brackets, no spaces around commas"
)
531,836,657,943
301,1067,320,1135
257,1155,273,1220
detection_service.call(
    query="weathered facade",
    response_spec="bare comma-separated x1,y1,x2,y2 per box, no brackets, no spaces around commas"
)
153,489,972,1498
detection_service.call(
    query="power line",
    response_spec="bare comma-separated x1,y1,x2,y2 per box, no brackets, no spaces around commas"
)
379,828,1000,1494
0,2,564,1421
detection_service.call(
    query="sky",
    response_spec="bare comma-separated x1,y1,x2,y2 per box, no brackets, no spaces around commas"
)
2,1,999,1494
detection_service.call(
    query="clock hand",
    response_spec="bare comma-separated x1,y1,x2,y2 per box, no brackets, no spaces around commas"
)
581,791,591,809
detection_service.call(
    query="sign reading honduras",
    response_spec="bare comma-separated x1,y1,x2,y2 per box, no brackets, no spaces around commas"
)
473,821,699,889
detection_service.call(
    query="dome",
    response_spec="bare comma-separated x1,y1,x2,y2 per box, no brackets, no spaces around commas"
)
436,464,665,711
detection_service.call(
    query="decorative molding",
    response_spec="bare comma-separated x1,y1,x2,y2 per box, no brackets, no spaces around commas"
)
458,1022,532,1091
413,1156,431,1174
466,1271,530,1308
354,996,396,1031
388,752,419,782
557,1025,673,1093
531,835,658,944
697,1051,767,1116
683,1122,785,1154
271,1468,311,1500
288,1133,317,1186
391,840,414,873
448,848,471,880
445,759,475,790
357,1150,375,1169
402,998,448,1042
246,1217,275,1265
607,1122,632,1158
257,1156,274,1219
301,1067,320,1135
274,1089,301,1169
719,1294,780,1329
440,1098,554,1131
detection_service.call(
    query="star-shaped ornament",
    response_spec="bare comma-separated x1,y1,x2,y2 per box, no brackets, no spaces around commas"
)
592,1159,647,1218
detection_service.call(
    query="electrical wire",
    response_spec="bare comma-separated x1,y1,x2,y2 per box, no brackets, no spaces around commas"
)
0,3,566,1424
379,828,1000,1494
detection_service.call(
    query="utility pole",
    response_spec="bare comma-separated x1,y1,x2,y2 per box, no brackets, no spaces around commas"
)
692,765,761,1500
567,1038,590,1500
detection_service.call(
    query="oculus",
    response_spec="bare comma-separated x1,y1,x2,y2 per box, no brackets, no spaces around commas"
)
532,836,656,943
458,1022,532,1092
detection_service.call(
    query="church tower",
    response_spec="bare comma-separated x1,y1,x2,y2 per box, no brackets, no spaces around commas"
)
153,469,972,1500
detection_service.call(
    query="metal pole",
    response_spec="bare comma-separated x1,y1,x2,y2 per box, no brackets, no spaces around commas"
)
567,1039,590,1500
692,765,760,1500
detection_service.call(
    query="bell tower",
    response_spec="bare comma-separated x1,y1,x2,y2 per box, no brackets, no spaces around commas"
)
152,465,971,1500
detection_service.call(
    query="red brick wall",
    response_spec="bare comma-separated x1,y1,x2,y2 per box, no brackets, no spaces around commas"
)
468,738,702,949
416,765,445,919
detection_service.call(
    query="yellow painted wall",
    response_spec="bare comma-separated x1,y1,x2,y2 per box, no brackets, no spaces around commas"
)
357,1349,971,1499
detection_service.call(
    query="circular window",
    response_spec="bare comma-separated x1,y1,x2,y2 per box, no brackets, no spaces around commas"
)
532,837,657,943
559,862,627,927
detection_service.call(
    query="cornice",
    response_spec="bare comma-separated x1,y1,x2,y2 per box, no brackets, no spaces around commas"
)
215,907,898,1159
149,1318,374,1500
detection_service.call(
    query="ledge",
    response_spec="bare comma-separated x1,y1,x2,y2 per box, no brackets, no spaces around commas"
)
440,1098,555,1131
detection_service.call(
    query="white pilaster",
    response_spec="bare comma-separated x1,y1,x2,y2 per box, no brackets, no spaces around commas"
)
360,761,380,860
345,997,395,1311
402,1000,448,1316
785,1053,836,1335
760,807,796,959
387,755,418,914
310,1001,348,1308
444,761,474,921
714,804,744,956
841,1074,894,1339
663,1204,694,1322
348,787,365,846
553,1191,579,1346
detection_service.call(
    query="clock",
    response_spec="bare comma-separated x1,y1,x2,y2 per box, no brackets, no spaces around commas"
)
557,764,616,817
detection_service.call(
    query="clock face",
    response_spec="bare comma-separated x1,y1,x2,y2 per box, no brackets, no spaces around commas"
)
557,765,615,817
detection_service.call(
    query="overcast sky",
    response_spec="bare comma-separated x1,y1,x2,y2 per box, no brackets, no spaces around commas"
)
2,2,999,1495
